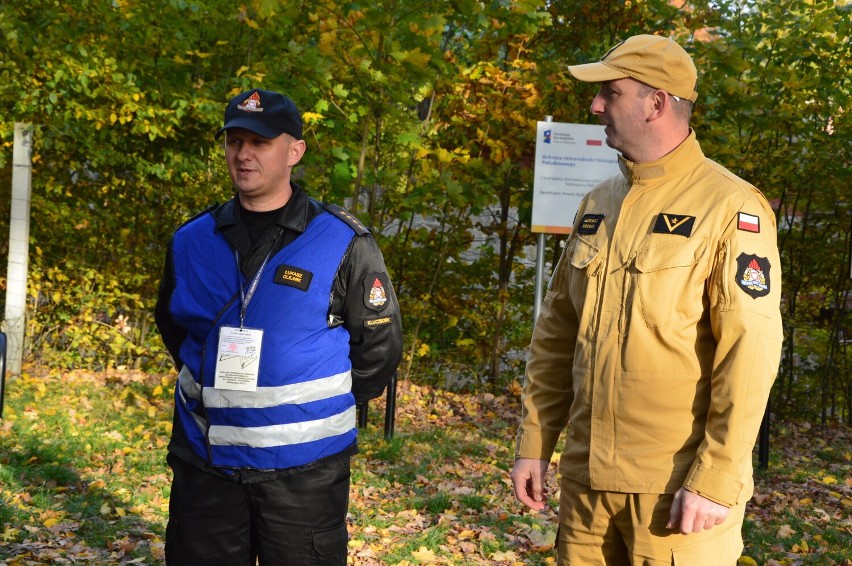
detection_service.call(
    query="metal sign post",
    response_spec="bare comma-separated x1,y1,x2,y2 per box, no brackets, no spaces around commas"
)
758,405,770,469
0,331,6,418
356,372,397,439
533,116,553,324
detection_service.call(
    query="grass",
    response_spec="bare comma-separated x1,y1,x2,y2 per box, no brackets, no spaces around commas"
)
0,366,849,565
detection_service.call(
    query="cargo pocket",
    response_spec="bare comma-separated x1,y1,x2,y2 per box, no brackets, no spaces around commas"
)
311,521,349,564
671,517,743,566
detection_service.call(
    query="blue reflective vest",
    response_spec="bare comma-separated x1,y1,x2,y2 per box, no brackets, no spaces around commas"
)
168,210,357,470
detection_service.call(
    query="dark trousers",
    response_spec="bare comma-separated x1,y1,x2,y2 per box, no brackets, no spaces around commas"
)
165,453,350,566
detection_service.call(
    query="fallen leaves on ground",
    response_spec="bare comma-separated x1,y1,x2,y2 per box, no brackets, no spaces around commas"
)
0,367,849,565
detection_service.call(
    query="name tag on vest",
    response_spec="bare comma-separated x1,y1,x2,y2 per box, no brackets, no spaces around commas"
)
274,265,313,291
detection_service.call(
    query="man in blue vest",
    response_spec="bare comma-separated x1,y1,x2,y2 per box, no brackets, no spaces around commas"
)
155,88,403,565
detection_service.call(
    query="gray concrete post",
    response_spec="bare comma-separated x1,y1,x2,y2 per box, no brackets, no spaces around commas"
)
3,123,33,377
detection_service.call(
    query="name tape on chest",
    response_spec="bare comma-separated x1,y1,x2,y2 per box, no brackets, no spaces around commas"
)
274,265,313,291
578,214,605,235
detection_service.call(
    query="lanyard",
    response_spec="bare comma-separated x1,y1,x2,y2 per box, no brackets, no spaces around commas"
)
235,246,275,329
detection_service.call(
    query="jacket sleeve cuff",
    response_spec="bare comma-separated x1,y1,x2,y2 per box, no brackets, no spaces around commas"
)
514,428,560,461
683,461,743,507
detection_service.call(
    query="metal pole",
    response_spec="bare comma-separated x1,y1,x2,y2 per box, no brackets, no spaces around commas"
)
0,331,6,418
534,233,546,324
357,402,368,428
758,404,771,470
533,115,553,324
384,372,397,439
355,372,397,439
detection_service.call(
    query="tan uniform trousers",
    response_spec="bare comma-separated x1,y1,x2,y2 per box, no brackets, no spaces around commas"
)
557,478,746,566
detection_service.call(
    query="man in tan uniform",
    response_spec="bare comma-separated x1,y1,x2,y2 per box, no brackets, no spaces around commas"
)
511,35,782,564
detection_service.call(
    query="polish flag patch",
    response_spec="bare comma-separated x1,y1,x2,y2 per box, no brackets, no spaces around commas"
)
737,212,760,233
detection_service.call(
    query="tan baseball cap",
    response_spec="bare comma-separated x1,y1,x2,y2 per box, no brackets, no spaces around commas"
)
567,34,698,102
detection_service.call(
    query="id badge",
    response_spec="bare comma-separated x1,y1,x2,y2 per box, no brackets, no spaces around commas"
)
214,326,263,391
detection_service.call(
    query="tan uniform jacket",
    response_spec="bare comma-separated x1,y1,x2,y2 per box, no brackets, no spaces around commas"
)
516,132,783,507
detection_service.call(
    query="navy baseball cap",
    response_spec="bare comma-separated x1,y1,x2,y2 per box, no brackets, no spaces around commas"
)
215,88,303,140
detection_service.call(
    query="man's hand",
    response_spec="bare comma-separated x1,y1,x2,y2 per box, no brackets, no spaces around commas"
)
510,458,550,511
667,487,730,534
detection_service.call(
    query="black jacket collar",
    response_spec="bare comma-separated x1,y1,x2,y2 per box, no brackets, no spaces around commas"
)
213,182,313,235
211,184,324,272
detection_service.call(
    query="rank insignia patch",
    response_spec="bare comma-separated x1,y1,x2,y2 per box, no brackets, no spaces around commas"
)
653,213,695,237
578,214,605,235
736,253,771,298
273,265,312,291
364,273,391,311
737,212,760,233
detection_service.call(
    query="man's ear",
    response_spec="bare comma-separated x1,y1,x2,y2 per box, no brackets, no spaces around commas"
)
646,89,668,122
288,139,307,166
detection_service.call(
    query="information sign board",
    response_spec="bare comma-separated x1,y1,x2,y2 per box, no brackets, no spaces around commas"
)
531,122,620,234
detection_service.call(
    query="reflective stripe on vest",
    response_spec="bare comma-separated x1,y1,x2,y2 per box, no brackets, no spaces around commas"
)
180,365,352,409
210,406,357,448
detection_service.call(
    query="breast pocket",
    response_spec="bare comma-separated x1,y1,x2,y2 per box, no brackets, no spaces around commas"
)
549,236,602,292
568,236,602,272
561,236,605,335
633,238,709,329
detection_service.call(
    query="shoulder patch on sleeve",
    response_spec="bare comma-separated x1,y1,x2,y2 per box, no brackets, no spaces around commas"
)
736,253,771,298
364,272,391,311
737,212,760,233
324,203,370,235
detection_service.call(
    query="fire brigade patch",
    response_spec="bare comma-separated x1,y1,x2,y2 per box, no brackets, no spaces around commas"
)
736,253,771,299
578,214,605,235
653,213,695,237
237,91,264,112
364,273,390,311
